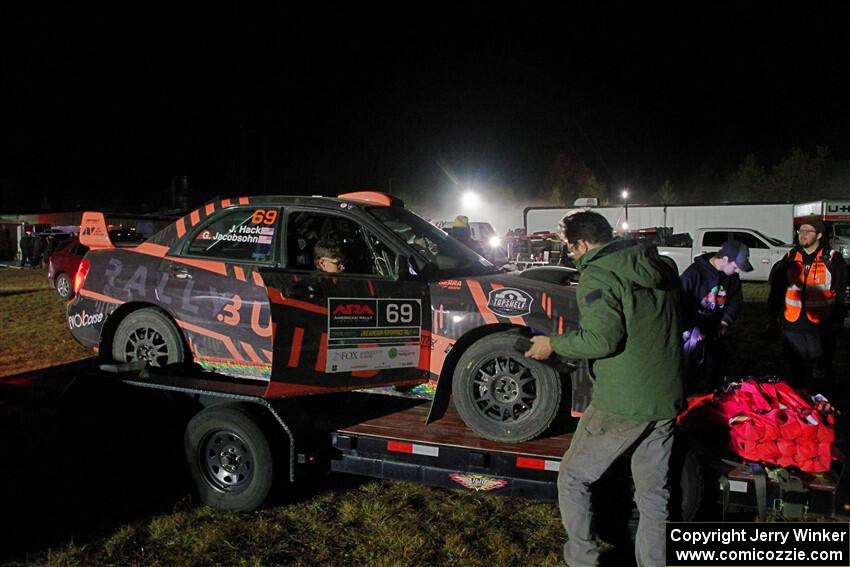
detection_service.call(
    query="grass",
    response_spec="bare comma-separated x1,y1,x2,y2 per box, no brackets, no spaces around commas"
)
0,267,90,377
1,270,847,566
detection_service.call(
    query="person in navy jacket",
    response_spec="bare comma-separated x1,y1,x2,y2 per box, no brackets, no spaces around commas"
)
680,239,753,390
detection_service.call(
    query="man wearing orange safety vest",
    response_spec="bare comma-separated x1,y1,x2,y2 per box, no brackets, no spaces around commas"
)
768,219,848,387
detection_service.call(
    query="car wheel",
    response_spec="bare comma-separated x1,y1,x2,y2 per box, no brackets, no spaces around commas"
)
452,332,562,442
185,404,276,512
112,308,185,368
55,273,73,299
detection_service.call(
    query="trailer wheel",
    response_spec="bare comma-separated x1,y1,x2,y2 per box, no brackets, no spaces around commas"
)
112,308,184,368
452,332,562,442
671,448,704,521
596,446,705,546
185,404,275,512
55,273,73,299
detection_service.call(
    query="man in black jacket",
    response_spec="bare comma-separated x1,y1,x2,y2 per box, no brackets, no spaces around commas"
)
768,219,848,388
680,240,752,390
19,230,33,267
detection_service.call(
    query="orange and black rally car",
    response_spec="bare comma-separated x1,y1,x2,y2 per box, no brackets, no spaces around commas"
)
69,192,585,442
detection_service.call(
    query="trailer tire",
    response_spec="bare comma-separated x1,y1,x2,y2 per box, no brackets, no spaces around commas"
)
111,308,184,368
55,273,73,299
185,404,275,512
452,332,562,442
672,448,704,522
596,446,704,546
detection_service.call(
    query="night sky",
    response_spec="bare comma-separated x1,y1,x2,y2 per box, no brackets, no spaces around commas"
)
3,6,849,218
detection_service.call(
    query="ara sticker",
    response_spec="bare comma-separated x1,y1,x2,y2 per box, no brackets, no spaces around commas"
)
449,473,509,492
487,287,533,317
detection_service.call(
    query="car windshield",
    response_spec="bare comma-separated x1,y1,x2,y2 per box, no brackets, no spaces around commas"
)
753,229,786,247
366,207,497,277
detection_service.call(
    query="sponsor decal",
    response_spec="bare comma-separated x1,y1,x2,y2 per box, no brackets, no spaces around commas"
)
333,303,376,316
449,473,509,492
437,279,463,291
327,298,422,373
331,301,378,327
81,225,106,237
487,287,533,317
68,309,105,329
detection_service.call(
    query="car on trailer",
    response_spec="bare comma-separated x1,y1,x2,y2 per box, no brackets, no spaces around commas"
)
68,192,585,448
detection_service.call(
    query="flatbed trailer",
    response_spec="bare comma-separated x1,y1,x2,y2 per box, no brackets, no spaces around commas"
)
3,361,849,521
332,398,570,500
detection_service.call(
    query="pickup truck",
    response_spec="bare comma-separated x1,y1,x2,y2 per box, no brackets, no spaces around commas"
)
655,227,789,282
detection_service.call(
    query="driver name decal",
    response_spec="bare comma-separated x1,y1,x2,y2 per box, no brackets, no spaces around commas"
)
487,287,533,318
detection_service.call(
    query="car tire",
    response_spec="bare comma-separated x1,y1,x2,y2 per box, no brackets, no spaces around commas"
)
452,332,562,442
111,308,185,368
184,404,276,512
55,273,73,299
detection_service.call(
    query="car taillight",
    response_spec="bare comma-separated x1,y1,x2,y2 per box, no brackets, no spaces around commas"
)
74,259,90,295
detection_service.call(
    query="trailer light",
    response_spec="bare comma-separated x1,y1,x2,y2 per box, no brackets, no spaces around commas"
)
515,456,560,471
489,236,502,248
74,258,90,295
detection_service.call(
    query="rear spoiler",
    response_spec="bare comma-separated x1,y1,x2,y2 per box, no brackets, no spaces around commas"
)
79,212,115,249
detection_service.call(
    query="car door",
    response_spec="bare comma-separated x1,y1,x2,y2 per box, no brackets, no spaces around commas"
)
731,231,776,281
258,207,431,396
165,205,281,381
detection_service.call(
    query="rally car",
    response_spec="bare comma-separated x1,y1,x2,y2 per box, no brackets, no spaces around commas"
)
69,192,584,442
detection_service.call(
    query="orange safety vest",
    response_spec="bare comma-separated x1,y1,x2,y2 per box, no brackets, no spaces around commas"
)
784,247,837,324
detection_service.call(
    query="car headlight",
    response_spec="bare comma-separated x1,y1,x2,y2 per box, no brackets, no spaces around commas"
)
489,236,502,248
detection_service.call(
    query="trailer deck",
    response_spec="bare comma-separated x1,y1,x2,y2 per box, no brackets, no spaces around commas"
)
332,399,575,500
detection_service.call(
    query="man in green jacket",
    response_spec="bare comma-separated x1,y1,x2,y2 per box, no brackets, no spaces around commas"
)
526,211,683,567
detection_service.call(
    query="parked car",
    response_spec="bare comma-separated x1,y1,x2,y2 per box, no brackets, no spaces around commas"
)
68,192,586,443
48,228,146,298
48,237,89,299
656,227,788,281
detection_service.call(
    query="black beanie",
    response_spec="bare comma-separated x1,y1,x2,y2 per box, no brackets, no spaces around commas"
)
800,219,826,235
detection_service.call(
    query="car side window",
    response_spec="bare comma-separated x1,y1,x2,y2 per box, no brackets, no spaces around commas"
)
732,231,768,249
286,210,388,276
701,231,729,247
185,207,279,263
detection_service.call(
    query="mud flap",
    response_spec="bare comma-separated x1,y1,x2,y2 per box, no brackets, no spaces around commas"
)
569,359,593,417
426,379,452,424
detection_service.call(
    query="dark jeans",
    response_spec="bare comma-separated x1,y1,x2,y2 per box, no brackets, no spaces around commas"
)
684,335,727,392
782,327,837,389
